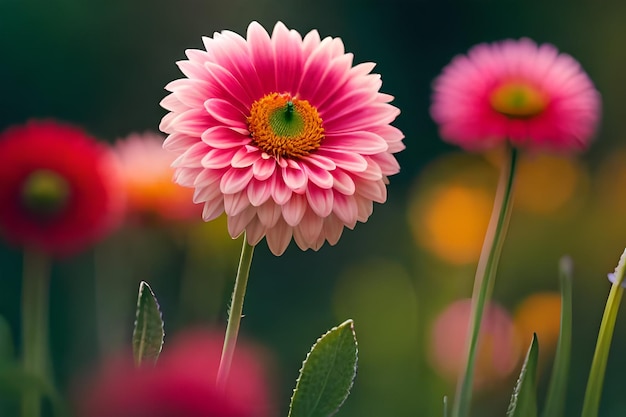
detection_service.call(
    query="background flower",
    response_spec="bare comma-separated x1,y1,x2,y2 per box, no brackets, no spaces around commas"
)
431,38,601,152
428,299,522,389
160,21,404,255
74,329,276,417
0,120,124,256
114,131,201,225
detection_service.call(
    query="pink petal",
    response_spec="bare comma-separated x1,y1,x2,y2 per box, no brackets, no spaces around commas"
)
294,208,324,247
306,185,333,217
302,163,334,189
355,179,387,203
202,198,224,221
223,191,250,216
323,214,345,245
265,218,293,255
200,126,251,150
316,149,368,172
172,142,209,168
282,164,308,192
231,145,261,168
356,195,374,221
204,98,249,130
323,131,389,154
247,21,276,93
304,153,336,171
227,205,256,237
272,22,304,94
245,217,267,245
332,192,358,228
270,172,292,205
252,155,277,181
247,178,272,206
163,132,198,153
201,148,238,169
219,167,254,194
256,200,282,228
193,183,222,204
204,62,254,112
173,167,202,187
331,169,356,195
281,193,307,226
193,168,223,188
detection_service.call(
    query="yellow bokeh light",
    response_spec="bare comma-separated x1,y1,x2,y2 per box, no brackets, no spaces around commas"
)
514,292,561,360
514,154,586,214
411,184,493,265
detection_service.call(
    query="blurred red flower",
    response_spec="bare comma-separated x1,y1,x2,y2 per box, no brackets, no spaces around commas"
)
0,120,124,256
75,329,276,417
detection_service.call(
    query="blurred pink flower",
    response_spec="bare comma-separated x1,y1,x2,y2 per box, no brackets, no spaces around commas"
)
431,38,600,152
114,132,201,224
429,299,521,389
75,329,275,417
160,21,404,255
0,120,124,256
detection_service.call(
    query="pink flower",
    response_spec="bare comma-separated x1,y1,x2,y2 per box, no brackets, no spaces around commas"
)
431,38,601,152
0,120,124,256
74,329,275,417
113,132,201,224
160,21,404,255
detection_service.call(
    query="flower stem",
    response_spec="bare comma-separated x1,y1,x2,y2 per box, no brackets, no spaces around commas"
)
581,248,626,417
452,146,518,417
21,249,51,417
216,234,254,389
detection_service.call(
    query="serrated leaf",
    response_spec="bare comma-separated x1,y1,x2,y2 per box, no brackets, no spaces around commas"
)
288,319,358,417
132,281,164,367
542,256,573,417
507,334,539,417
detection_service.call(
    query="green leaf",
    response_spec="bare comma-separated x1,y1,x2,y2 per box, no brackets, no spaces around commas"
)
507,334,539,417
0,315,14,363
132,281,165,367
288,319,358,417
542,256,573,417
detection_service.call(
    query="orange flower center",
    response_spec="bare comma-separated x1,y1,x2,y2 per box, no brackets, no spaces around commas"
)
21,169,70,218
247,93,324,158
489,82,548,118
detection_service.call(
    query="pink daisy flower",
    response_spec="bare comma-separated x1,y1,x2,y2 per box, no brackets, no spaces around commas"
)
160,21,404,255
431,38,601,152
0,120,124,256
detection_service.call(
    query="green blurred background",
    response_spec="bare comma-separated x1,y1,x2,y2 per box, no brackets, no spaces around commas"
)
3,0,626,416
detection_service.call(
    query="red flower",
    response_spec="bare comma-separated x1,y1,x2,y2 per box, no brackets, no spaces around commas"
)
75,329,275,417
0,120,124,256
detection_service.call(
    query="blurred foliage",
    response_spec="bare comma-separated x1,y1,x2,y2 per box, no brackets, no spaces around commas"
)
3,1,626,416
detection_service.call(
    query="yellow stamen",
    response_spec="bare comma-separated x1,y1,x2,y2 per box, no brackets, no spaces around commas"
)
490,82,548,118
247,93,324,159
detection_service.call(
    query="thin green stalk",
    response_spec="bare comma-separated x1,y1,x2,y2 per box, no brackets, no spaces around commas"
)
581,248,626,417
541,256,573,417
452,146,518,417
21,249,51,417
216,234,255,389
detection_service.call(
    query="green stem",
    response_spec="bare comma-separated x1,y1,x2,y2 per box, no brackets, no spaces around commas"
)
452,146,518,417
581,248,626,417
21,249,51,417
216,234,255,389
